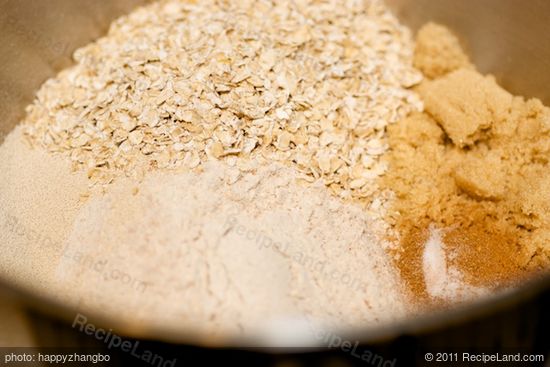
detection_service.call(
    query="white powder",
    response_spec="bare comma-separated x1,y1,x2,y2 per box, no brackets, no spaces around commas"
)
0,127,409,342
54,160,409,339
0,127,88,296
0,0,423,343
422,227,487,302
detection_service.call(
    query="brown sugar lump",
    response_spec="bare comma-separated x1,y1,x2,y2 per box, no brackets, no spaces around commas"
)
383,112,449,221
453,153,506,200
388,111,445,148
517,173,550,229
419,69,514,147
413,22,471,79
512,171,550,269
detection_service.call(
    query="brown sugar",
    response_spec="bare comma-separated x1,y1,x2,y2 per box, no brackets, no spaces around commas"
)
453,153,506,200
413,23,472,79
385,24,550,303
419,69,514,147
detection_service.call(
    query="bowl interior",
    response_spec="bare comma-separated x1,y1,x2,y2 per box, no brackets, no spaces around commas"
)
1,0,549,346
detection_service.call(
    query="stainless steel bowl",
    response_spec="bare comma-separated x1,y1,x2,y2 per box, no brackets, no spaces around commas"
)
1,0,549,349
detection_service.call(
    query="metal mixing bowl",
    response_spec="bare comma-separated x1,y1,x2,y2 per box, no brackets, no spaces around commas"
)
1,0,549,350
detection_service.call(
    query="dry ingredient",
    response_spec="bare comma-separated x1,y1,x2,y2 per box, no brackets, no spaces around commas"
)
385,23,550,303
2,0,549,337
421,227,487,302
0,126,89,293
413,22,472,79
55,159,407,335
1,0,422,337
0,129,407,337
22,0,422,213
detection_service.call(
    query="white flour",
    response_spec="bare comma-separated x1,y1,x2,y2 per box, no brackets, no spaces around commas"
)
55,160,409,338
0,119,409,343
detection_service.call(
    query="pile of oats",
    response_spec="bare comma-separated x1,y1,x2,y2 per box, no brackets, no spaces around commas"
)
23,0,422,205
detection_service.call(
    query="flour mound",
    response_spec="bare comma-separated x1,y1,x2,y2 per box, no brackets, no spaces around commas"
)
56,161,408,338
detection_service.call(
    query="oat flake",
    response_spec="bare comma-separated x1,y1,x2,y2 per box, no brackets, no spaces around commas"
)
23,0,422,209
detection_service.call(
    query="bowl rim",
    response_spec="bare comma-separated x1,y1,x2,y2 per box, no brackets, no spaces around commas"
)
2,268,548,347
